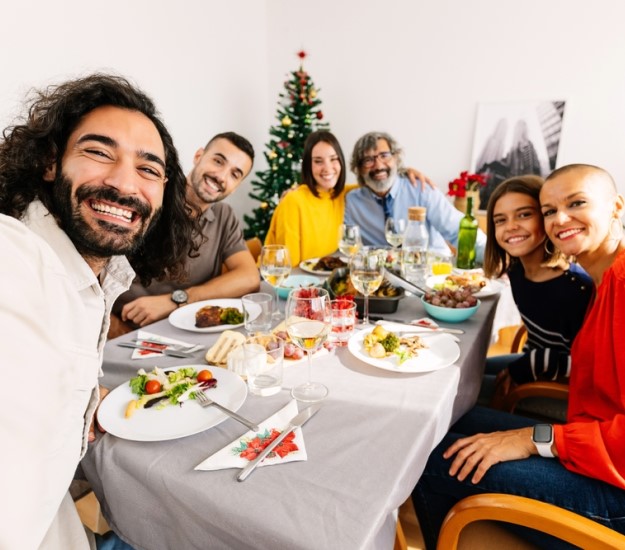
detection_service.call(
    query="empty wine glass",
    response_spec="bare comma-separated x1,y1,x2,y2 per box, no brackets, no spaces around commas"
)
349,248,385,326
384,217,406,249
285,287,331,402
338,224,362,259
259,245,291,320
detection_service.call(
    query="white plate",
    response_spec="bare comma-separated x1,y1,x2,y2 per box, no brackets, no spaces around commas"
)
168,299,244,333
98,366,248,441
425,275,505,298
299,257,346,276
347,331,460,373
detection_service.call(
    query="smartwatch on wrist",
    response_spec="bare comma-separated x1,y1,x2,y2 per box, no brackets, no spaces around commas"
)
171,289,188,307
532,423,555,458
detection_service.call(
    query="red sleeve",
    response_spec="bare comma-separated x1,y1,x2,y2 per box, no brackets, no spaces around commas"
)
553,251,625,489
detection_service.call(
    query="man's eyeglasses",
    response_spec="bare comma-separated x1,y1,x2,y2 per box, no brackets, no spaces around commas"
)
360,151,394,168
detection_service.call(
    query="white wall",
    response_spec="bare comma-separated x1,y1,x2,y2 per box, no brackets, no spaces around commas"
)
0,0,269,220
266,0,625,196
2,0,625,222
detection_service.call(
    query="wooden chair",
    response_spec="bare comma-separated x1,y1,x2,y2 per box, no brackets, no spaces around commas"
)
437,493,625,550
495,325,569,420
246,237,262,262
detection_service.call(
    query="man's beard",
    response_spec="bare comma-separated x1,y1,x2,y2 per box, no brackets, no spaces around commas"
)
189,166,225,205
50,173,161,258
362,164,397,195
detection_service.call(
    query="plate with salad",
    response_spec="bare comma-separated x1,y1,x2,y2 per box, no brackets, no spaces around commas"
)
98,365,248,441
347,327,460,373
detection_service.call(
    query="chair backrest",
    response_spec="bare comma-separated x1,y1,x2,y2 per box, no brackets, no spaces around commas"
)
437,493,625,550
246,237,262,262
510,324,527,353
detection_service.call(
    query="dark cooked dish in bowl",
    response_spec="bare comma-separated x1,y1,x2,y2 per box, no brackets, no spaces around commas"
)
324,267,404,314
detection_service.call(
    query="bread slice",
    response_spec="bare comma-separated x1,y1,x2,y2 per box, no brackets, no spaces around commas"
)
204,330,246,365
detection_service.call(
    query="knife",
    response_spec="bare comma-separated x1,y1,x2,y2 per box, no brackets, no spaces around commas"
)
237,402,322,482
116,342,193,358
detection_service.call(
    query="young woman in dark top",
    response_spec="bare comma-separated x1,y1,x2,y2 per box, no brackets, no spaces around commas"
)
480,175,594,406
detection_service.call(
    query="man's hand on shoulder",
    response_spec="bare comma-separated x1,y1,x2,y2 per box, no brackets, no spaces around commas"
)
121,295,178,327
404,167,435,191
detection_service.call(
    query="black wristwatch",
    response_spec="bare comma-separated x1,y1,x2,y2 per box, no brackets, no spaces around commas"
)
532,424,555,458
171,289,188,306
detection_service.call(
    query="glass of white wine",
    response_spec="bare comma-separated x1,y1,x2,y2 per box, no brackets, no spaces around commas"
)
384,217,406,249
338,224,362,258
259,245,291,320
349,248,385,326
285,287,331,402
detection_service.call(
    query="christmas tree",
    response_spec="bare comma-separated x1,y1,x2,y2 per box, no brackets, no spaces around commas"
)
244,51,329,241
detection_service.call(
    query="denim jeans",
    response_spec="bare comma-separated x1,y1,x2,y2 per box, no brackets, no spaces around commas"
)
412,406,625,550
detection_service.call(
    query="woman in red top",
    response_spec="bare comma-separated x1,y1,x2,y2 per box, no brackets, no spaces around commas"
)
412,164,625,549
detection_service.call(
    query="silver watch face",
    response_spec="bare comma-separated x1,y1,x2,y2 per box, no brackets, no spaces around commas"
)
171,289,188,305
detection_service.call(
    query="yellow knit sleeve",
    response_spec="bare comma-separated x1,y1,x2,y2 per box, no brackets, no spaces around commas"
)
264,192,303,265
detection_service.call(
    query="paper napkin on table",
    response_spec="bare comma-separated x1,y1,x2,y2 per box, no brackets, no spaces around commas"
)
195,400,308,471
130,330,197,360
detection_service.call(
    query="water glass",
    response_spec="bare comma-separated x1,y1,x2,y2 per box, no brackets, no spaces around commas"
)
244,334,284,397
242,292,274,334
428,251,454,276
329,300,357,346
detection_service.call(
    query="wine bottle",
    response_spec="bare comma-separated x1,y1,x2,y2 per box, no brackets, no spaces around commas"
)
456,196,478,269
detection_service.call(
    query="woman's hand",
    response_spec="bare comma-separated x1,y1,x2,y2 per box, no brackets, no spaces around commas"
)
404,167,435,190
444,427,535,484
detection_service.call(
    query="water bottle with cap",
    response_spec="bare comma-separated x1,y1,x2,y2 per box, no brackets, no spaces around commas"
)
456,196,478,269
401,206,429,285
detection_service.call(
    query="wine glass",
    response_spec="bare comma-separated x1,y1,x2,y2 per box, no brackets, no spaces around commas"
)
349,247,385,326
384,217,406,249
259,245,291,320
338,224,362,259
285,287,331,402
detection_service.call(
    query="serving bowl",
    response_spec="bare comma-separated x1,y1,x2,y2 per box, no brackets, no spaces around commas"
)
276,274,323,300
421,297,480,323
324,267,404,315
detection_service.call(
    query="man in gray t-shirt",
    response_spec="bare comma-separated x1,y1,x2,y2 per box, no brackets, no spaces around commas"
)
113,132,260,330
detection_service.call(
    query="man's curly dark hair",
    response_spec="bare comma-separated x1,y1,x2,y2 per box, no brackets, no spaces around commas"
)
0,73,198,285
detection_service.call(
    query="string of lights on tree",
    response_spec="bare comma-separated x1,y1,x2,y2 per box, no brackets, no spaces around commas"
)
243,51,329,241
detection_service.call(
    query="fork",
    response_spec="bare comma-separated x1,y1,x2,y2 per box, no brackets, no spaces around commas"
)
117,342,194,358
194,391,259,432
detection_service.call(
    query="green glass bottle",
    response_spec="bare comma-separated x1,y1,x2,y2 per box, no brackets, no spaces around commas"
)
456,196,478,269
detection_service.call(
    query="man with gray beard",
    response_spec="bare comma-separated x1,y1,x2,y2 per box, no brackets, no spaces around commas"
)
344,131,486,259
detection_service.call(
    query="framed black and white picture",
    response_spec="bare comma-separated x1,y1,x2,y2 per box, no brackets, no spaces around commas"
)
470,100,566,210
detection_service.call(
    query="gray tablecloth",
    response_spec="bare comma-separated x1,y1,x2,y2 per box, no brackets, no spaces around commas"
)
82,292,498,550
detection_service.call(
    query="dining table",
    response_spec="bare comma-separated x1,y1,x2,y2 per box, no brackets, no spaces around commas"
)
81,283,502,550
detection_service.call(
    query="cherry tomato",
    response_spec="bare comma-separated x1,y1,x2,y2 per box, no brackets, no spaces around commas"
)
197,369,213,382
145,380,162,395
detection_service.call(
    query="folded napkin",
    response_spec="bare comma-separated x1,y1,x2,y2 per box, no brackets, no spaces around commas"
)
131,330,197,360
195,400,307,471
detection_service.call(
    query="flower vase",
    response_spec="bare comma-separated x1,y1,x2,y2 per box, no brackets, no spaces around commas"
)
454,190,480,214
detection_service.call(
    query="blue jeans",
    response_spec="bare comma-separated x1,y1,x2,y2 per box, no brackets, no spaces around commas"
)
412,406,625,549
95,531,135,550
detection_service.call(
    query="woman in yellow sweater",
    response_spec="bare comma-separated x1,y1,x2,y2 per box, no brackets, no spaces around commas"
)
265,130,433,265
265,131,347,265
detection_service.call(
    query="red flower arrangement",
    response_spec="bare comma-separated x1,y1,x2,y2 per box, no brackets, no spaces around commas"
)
447,171,488,198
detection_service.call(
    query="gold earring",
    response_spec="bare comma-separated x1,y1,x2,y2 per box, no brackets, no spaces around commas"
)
544,239,556,255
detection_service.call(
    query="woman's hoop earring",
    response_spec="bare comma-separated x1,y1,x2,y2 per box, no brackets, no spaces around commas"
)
609,217,623,240
544,239,556,255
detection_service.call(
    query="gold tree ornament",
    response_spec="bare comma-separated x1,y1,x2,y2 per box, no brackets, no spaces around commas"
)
281,115,292,127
